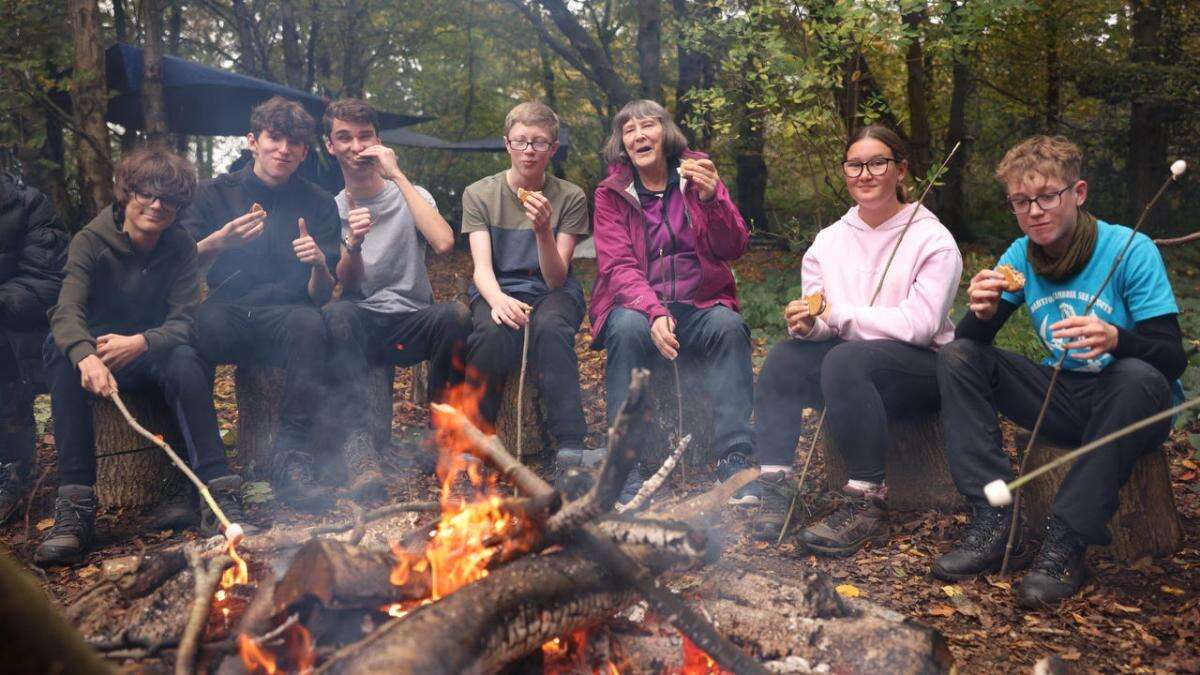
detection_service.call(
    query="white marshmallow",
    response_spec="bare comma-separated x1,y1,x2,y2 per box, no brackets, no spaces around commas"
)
984,479,1013,507
1171,160,1187,178
224,522,245,546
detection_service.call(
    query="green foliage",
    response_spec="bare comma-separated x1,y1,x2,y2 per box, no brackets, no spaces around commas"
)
735,268,803,344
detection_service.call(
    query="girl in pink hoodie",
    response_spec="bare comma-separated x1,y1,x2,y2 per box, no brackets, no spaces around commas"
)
744,125,962,553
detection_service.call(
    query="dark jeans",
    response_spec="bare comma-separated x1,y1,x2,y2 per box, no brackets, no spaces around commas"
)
937,339,1172,545
465,289,586,447
602,304,753,453
754,338,941,483
323,300,472,429
43,336,229,486
194,301,327,452
0,348,34,473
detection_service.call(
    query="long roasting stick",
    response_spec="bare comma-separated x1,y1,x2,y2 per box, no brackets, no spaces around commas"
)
998,159,1186,573
778,141,963,543
108,392,244,546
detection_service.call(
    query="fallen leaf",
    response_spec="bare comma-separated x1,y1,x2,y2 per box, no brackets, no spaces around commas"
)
928,604,956,617
942,585,963,598
77,565,100,578
36,518,54,531
1111,602,1142,614
835,584,861,598
1061,649,1082,661
1162,585,1185,596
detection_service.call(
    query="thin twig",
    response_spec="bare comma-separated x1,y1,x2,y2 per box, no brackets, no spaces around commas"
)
671,317,685,489
778,411,824,545
1000,170,1180,573
515,306,533,471
175,549,231,675
1153,231,1200,247
617,434,691,513
22,464,51,549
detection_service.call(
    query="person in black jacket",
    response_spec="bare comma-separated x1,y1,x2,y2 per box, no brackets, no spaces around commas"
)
178,96,340,510
37,147,247,566
0,174,67,524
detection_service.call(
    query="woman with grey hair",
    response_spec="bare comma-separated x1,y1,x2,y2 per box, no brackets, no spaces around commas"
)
588,99,753,502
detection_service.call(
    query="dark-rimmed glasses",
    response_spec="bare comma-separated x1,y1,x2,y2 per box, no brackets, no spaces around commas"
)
1005,185,1072,214
842,157,897,178
131,190,183,211
506,138,553,152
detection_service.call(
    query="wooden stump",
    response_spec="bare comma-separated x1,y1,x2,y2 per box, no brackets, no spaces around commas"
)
408,361,428,406
823,412,964,512
91,394,189,508
644,355,715,472
494,370,548,459
1016,432,1181,562
367,364,395,454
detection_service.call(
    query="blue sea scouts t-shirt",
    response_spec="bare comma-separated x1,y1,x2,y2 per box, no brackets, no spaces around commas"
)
997,219,1178,374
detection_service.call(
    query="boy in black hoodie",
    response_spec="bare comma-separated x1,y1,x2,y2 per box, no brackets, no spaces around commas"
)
37,147,245,567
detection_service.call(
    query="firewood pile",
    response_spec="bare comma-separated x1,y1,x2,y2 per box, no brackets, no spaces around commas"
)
56,370,953,674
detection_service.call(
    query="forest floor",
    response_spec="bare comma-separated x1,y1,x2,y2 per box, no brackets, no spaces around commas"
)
3,247,1200,673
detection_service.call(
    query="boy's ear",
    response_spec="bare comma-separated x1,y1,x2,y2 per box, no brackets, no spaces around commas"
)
1074,179,1088,206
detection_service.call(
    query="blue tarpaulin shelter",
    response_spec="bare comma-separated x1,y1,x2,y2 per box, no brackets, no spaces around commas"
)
379,126,571,163
104,43,431,136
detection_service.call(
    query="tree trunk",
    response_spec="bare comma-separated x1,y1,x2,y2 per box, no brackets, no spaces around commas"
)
533,0,633,108
91,394,190,508
635,0,662,101
671,0,713,148
537,39,566,179
1016,432,1181,562
168,1,187,153
734,55,769,233
1127,0,1169,230
139,0,170,145
941,20,973,242
305,0,321,93
340,0,366,98
280,0,306,89
1042,1,1061,130
837,51,904,142
69,0,114,218
113,0,130,43
230,0,261,77
903,8,931,180
824,412,964,512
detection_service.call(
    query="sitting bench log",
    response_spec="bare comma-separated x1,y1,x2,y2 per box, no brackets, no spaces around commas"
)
91,394,189,508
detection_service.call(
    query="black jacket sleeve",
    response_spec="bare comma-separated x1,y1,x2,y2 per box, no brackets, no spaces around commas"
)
954,300,1019,344
0,185,67,328
1113,313,1188,381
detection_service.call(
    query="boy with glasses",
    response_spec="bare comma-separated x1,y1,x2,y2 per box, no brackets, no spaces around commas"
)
37,147,247,566
461,101,590,472
932,136,1185,607
179,96,341,510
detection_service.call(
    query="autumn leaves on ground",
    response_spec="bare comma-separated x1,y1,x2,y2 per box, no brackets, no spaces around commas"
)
4,248,1200,673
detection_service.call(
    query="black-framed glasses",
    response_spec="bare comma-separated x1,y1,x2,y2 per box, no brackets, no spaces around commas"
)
131,190,182,211
506,138,554,152
842,157,897,178
1005,185,1072,214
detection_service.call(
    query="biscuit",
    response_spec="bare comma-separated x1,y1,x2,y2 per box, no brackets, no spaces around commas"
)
517,187,542,205
804,292,825,316
677,158,698,177
250,202,265,215
996,264,1025,292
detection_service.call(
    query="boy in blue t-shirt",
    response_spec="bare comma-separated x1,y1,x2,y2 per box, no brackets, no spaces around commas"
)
932,136,1186,608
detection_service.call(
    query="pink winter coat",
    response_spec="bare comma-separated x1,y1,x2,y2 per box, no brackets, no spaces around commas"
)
589,150,749,347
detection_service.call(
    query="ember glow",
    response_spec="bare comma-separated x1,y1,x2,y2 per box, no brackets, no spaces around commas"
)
679,636,730,675
238,623,314,674
221,541,249,588
385,376,537,611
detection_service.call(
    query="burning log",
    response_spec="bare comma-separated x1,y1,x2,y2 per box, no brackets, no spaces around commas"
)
273,539,431,613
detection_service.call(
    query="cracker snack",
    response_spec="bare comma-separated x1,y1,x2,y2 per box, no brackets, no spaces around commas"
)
804,292,826,316
996,264,1026,292
517,187,542,205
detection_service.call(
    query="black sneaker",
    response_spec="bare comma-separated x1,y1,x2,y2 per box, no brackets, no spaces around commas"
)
201,475,256,537
34,485,97,567
1016,516,1088,608
714,451,759,505
273,451,331,512
0,462,27,525
932,500,1030,581
749,471,796,541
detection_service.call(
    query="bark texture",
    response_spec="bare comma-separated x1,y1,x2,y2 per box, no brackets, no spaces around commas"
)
91,395,189,508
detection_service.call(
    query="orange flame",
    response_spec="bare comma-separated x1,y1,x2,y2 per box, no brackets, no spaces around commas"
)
221,541,249,588
238,623,314,674
679,636,729,675
385,374,537,612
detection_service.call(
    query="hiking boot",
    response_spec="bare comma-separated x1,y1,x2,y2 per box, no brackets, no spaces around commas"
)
34,485,97,567
343,430,387,501
201,475,257,537
0,462,28,525
714,450,759,505
749,471,796,541
799,484,887,557
1016,516,1088,608
273,451,331,512
932,500,1030,581
152,480,199,531
552,446,592,500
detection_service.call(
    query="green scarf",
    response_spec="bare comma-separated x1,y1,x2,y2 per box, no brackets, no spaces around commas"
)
1027,210,1098,281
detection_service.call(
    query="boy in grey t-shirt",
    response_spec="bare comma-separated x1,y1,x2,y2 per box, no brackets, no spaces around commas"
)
461,101,591,473
321,99,471,498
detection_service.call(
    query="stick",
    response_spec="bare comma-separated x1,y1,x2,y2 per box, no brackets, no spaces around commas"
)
515,306,533,470
1153,231,1200,247
617,434,691,513
782,142,963,547
1000,166,1183,573
22,464,51,550
431,403,559,505
175,549,231,675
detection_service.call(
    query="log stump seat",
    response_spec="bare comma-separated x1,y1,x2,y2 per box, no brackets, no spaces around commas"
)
91,393,189,508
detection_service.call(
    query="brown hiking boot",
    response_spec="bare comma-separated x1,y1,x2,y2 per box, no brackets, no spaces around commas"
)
749,471,797,541
799,483,888,557
343,430,387,501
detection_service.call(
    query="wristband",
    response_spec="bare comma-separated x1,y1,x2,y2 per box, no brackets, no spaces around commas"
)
343,235,362,254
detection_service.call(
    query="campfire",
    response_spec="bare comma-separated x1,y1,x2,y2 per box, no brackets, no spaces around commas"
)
60,369,953,674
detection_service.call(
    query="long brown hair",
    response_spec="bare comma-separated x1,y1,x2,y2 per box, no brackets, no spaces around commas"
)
845,124,909,202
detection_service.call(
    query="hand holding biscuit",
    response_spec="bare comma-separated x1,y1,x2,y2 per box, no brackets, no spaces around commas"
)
967,269,1009,321
679,158,719,202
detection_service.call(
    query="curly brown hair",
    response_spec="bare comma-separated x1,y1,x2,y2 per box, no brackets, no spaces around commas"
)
995,135,1082,187
250,96,315,142
323,98,379,138
114,145,197,210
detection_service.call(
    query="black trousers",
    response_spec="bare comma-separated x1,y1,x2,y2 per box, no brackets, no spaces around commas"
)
465,289,587,447
937,339,1172,545
754,338,941,483
194,301,327,453
43,336,229,486
322,300,472,430
0,348,34,473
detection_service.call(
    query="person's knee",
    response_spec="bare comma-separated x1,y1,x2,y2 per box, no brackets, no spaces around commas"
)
161,345,209,388
284,307,328,348
937,339,987,374
436,301,473,340
704,307,749,340
1101,358,1170,406
321,301,361,342
605,309,652,347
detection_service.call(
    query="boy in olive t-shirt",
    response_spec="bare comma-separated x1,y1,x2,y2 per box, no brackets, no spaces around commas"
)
461,102,590,473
